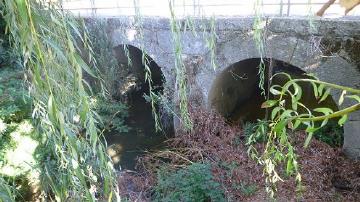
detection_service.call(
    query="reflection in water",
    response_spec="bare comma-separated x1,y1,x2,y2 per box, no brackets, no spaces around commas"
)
105,85,173,170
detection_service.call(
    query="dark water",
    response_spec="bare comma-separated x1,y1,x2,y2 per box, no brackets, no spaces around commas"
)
105,87,172,170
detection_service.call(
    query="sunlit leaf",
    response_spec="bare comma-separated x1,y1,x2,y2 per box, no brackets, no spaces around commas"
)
286,159,294,175
338,90,346,105
270,87,281,95
304,132,313,148
320,118,328,127
317,84,325,96
291,96,298,111
261,100,278,108
338,114,348,126
271,107,281,120
313,107,333,115
280,110,294,120
306,126,318,133
311,82,318,99
274,120,286,133
293,120,302,130
319,88,331,103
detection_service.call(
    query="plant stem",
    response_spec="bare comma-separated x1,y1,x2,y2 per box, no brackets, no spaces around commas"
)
292,79,360,94
297,103,360,122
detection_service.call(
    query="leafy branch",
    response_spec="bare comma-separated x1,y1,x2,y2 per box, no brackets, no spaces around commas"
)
248,72,360,198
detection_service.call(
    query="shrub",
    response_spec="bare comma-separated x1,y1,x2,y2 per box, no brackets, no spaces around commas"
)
154,163,225,202
94,96,129,133
313,119,343,147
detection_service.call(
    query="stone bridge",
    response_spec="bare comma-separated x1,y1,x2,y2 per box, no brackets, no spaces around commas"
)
89,17,360,158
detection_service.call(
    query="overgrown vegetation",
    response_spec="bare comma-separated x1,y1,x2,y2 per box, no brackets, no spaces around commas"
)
0,15,38,201
248,72,360,197
154,163,225,202
85,19,129,134
118,107,360,201
0,0,359,201
0,1,119,200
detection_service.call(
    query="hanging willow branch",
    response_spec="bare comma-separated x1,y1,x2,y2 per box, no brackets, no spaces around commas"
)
0,1,119,201
253,0,267,96
248,72,360,198
168,0,193,130
133,0,163,132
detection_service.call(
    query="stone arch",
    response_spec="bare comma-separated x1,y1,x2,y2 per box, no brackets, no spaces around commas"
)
112,44,164,93
111,27,173,85
207,57,339,123
106,44,173,169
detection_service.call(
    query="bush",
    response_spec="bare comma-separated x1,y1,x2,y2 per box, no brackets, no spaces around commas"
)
154,163,226,202
94,95,129,133
313,119,343,147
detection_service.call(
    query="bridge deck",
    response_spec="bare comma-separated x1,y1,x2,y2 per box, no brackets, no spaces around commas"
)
62,0,360,18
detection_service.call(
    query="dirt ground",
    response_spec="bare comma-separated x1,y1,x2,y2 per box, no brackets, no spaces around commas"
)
118,108,360,202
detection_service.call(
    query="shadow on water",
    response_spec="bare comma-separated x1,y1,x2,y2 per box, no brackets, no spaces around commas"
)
105,85,172,170
105,44,173,170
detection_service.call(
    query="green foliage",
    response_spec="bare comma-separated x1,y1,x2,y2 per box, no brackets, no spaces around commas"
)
134,0,163,132
85,19,122,96
0,21,36,200
0,67,31,123
94,96,129,133
251,72,360,198
0,177,16,202
154,163,225,202
244,121,268,145
253,0,267,96
313,119,343,147
85,20,129,134
218,161,258,197
0,121,17,167
0,1,119,201
168,0,193,130
238,183,258,196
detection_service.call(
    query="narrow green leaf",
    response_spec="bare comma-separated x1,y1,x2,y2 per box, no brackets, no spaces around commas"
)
311,82,318,99
317,84,325,96
313,107,333,116
338,114,348,126
291,96,298,111
306,126,318,133
274,120,286,133
319,88,331,103
271,107,281,120
293,120,302,130
338,90,347,106
286,159,294,175
304,132,313,148
261,100,278,108
74,54,96,78
270,87,281,95
48,95,57,122
320,118,328,127
280,110,294,120
294,83,302,101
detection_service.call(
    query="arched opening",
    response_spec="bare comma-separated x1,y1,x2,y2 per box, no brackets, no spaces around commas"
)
208,58,343,146
106,44,173,170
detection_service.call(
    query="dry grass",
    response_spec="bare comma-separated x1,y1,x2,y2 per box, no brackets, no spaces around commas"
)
118,107,360,201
